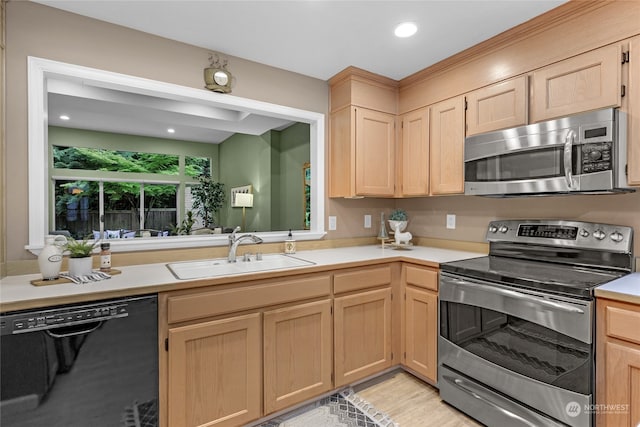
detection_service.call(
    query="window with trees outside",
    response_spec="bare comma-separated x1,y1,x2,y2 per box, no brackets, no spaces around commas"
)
49,127,214,241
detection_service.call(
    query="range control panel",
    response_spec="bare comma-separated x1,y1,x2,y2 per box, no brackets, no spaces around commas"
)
486,219,633,253
1,301,129,335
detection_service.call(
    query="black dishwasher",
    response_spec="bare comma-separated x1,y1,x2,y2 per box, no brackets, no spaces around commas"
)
0,294,158,427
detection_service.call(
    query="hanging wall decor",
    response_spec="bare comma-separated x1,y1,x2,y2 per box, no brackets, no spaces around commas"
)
204,53,234,93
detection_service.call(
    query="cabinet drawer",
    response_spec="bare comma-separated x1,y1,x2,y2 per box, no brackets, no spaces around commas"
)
167,274,331,324
405,265,438,291
333,265,392,294
605,304,640,345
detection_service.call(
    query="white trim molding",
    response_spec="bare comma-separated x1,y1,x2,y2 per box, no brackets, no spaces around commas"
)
27,56,325,255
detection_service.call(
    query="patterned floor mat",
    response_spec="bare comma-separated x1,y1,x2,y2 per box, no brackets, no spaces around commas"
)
258,388,397,427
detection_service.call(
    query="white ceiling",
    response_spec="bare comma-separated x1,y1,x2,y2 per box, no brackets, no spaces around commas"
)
37,0,567,144
34,0,566,81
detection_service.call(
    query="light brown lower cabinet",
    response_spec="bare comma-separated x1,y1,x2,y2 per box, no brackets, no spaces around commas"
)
167,312,261,427
402,264,439,384
334,287,393,387
596,298,640,427
263,299,333,414
404,286,438,383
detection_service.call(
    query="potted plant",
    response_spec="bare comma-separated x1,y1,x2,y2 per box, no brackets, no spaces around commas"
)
388,209,408,233
191,175,226,228
65,236,99,276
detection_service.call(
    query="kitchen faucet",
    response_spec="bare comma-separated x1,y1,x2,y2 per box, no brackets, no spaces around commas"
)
228,226,263,262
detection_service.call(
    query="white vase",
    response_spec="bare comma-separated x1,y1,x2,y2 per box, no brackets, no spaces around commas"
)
38,235,67,280
68,256,94,277
388,220,407,233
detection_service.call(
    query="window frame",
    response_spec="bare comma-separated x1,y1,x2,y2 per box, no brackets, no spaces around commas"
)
50,140,211,238
27,56,326,255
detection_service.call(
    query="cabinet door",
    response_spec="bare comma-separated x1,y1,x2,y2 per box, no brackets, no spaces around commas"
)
628,36,640,186
602,341,640,426
355,107,396,196
400,107,429,196
531,43,621,122
466,76,528,136
430,96,465,195
263,300,332,414
329,106,355,197
334,288,392,386
167,313,261,427
404,286,437,382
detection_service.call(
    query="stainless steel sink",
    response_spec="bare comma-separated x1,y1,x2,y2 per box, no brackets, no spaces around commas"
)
166,254,315,280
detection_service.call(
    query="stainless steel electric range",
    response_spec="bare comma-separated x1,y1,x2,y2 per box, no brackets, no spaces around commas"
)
438,219,634,427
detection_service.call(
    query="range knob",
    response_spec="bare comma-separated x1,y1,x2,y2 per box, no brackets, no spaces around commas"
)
610,231,624,243
498,225,508,233
579,229,590,238
593,229,606,240
488,225,498,233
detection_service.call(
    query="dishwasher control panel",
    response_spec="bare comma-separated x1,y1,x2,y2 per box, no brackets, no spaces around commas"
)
1,300,129,335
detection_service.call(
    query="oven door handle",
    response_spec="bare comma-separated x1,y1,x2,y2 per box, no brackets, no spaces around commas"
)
443,375,538,427
449,278,584,314
564,129,575,189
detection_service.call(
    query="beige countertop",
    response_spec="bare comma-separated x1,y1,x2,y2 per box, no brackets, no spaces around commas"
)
595,272,640,305
0,245,483,312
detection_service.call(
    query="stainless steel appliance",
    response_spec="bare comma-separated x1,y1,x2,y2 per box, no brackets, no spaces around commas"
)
464,108,633,196
439,220,634,427
1,295,158,427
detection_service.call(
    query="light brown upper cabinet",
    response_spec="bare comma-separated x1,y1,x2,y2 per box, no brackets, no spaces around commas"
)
398,107,430,196
627,36,640,186
430,96,466,195
531,43,622,123
465,76,528,136
329,67,398,198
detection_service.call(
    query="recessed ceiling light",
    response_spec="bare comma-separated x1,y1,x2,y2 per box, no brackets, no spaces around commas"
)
394,22,417,38
167,128,175,134
59,115,70,120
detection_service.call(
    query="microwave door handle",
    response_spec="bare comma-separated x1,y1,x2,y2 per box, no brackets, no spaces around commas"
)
448,277,584,314
564,129,575,189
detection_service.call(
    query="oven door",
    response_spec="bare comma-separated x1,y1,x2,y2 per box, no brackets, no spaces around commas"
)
438,272,593,427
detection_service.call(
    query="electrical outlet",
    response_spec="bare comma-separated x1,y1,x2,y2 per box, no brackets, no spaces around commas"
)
364,215,372,228
446,214,456,229
328,216,337,231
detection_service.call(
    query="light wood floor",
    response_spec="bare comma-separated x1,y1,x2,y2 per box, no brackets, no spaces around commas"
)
355,371,483,427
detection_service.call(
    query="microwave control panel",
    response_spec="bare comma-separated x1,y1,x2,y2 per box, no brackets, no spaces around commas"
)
580,142,612,173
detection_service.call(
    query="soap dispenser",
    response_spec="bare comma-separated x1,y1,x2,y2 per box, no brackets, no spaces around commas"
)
284,229,296,254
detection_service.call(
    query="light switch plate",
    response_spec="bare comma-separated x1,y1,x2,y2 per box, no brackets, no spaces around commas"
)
364,215,372,228
328,216,337,231
446,214,456,229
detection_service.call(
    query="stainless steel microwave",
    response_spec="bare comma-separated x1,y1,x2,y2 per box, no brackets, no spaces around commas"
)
464,108,633,196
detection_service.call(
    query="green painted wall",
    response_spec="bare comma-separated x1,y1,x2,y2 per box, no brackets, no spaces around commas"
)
274,123,310,231
219,123,310,232
218,131,272,231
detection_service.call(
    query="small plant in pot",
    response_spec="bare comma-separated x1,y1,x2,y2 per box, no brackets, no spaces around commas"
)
388,209,408,233
65,236,99,276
